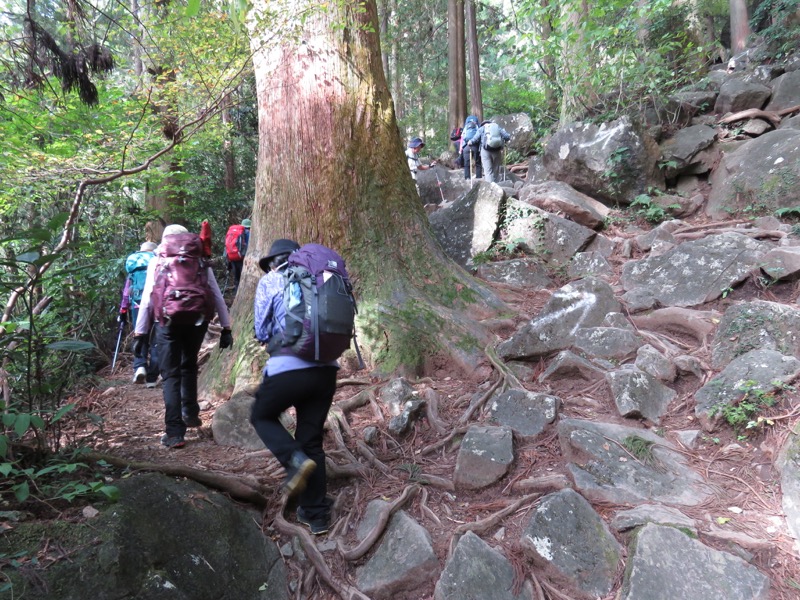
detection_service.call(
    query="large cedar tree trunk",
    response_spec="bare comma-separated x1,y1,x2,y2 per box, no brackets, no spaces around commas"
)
465,0,483,120
205,0,505,393
448,0,467,143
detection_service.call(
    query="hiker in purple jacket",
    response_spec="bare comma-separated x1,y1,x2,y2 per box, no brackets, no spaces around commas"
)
134,224,232,449
251,238,338,535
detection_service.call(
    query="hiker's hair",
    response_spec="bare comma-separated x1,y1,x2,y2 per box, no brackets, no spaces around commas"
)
269,253,291,270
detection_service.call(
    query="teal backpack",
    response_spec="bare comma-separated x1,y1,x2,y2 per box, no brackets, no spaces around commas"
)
125,250,155,306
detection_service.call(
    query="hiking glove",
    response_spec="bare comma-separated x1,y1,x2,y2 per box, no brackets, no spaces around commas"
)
220,328,233,349
133,336,145,357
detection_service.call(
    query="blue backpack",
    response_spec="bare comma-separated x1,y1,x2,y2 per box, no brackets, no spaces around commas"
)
274,244,363,366
125,250,155,307
462,117,479,147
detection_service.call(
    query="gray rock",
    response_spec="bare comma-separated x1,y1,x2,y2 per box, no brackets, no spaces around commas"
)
766,70,800,112
675,429,702,449
675,355,706,378
454,425,514,490
567,251,613,279
212,391,263,451
0,473,287,600
695,348,800,426
380,377,416,416
494,112,538,156
713,78,772,114
417,165,471,206
488,388,560,438
497,277,621,360
706,129,800,219
620,287,659,312
542,116,663,205
635,344,677,382
388,398,426,436
621,232,768,307
584,232,617,257
711,300,800,369
538,350,608,383
518,180,609,229
778,433,800,556
619,524,770,600
611,504,696,533
520,489,621,597
355,500,439,600
659,125,717,179
504,201,596,266
760,247,800,281
604,312,634,329
429,181,505,267
607,367,676,424
558,418,713,506
573,327,642,360
435,531,533,600
475,258,553,289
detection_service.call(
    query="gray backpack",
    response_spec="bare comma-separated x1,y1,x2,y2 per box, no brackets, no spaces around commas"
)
484,123,504,150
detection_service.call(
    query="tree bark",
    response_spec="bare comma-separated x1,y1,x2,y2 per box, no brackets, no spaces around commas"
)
465,0,483,120
216,0,505,385
729,0,751,54
448,0,467,142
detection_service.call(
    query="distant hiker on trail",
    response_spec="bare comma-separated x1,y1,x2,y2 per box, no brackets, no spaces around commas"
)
120,241,159,387
251,238,348,536
460,115,481,180
134,224,233,449
406,137,435,192
224,218,251,291
468,119,511,183
450,125,464,168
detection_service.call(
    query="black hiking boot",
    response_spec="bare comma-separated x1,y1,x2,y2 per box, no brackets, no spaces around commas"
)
282,451,316,499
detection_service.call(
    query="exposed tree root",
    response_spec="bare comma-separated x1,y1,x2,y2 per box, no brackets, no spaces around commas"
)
717,104,800,126
448,493,540,558
418,474,455,490
511,474,572,493
419,487,442,525
84,451,269,507
540,578,579,600
459,376,503,424
631,307,720,345
273,504,371,600
422,388,448,435
356,440,394,477
338,484,421,561
420,426,469,456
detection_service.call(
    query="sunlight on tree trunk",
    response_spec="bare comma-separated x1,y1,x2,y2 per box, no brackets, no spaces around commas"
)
203,0,507,392
729,0,750,54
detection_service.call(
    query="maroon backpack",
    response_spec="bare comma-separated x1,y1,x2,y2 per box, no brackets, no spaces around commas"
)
150,233,215,326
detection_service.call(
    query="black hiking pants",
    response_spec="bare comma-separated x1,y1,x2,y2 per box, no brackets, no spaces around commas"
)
250,367,338,519
156,322,208,437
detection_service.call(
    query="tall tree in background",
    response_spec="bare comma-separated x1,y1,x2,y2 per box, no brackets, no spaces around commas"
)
448,0,467,140
729,0,751,53
216,0,505,386
465,0,483,120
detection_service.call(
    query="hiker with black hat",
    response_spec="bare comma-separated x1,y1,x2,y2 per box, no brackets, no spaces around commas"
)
250,238,339,535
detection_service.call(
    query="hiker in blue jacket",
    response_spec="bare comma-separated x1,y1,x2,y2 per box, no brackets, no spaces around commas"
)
251,238,338,536
468,119,511,183
120,241,159,387
460,115,482,180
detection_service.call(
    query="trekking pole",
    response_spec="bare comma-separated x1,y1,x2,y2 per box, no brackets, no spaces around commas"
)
223,267,231,292
111,318,125,371
433,168,446,203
